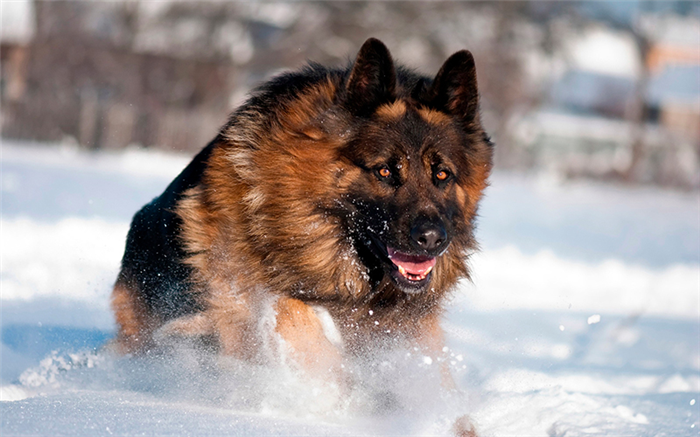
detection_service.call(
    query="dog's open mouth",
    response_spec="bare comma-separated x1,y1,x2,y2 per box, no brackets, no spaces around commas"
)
364,234,439,292
387,247,436,282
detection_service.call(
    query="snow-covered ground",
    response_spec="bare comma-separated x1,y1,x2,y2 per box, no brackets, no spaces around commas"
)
2,140,699,436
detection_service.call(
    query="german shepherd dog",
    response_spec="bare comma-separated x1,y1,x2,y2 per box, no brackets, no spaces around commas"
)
112,38,492,435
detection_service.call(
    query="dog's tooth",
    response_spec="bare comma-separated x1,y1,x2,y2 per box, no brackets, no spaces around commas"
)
398,265,407,276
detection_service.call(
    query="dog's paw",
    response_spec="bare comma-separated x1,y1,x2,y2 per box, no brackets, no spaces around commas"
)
452,415,479,437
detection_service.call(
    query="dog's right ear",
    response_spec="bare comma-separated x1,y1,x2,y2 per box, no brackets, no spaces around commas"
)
429,50,480,125
345,38,397,116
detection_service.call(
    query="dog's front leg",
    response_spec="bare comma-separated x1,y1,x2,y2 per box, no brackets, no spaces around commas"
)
416,315,479,437
274,297,344,384
415,314,458,391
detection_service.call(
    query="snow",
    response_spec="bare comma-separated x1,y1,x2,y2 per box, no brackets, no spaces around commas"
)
2,140,699,436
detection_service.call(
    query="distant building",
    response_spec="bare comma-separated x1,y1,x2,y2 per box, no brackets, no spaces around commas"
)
513,19,699,188
1,1,34,110
551,69,635,119
1,1,369,151
1,1,247,151
648,64,700,141
643,13,700,142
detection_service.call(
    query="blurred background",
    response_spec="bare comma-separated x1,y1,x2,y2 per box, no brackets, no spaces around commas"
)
1,0,699,188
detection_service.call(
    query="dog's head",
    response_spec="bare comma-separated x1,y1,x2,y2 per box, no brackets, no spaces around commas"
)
334,38,493,295
219,38,492,300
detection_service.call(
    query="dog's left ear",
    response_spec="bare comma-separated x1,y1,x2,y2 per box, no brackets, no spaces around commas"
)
429,50,480,125
345,38,397,116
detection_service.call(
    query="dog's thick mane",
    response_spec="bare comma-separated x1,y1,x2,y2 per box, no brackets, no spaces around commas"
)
187,71,479,325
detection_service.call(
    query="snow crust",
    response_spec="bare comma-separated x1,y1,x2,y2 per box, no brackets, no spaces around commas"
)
2,140,698,435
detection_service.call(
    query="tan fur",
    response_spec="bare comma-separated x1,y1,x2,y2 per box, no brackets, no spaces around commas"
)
110,278,156,354
415,312,457,390
376,100,407,120
462,150,492,215
452,416,479,437
418,107,451,126
163,82,368,360
274,297,343,380
156,314,214,339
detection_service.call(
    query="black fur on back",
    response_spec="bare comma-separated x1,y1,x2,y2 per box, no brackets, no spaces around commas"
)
118,140,215,319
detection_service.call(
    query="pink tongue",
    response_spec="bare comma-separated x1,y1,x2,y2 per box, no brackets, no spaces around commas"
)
387,247,436,275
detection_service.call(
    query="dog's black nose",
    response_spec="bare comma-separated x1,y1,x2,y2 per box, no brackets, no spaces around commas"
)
410,219,447,252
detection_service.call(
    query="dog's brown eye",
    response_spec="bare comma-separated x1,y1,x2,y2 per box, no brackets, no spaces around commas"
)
378,167,391,178
436,170,449,181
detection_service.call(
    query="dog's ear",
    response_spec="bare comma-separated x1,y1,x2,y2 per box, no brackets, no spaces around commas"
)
429,50,479,124
345,38,396,116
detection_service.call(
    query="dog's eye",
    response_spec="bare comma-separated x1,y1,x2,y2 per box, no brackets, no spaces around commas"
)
435,170,449,181
378,167,391,178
